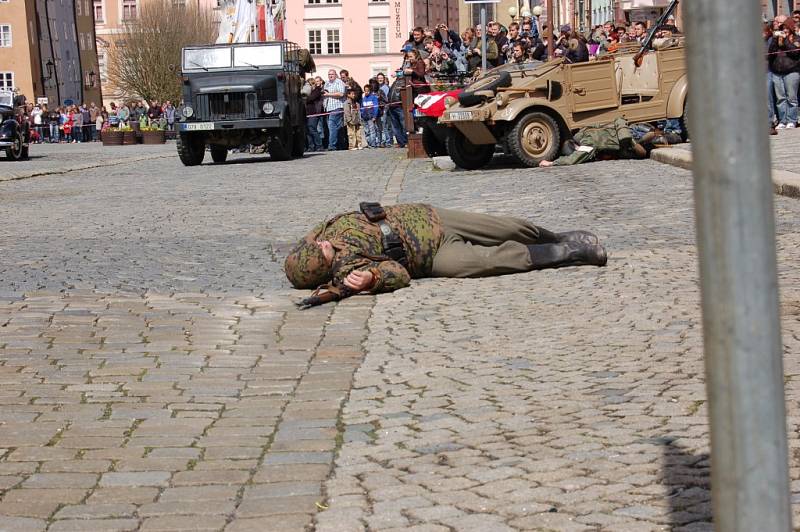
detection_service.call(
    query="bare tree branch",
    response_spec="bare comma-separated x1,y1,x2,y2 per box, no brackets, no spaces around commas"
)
107,0,217,103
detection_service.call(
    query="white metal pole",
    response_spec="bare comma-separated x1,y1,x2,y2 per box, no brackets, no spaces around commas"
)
684,0,792,529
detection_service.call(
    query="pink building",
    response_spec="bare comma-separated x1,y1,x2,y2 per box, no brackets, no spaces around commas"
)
284,0,458,85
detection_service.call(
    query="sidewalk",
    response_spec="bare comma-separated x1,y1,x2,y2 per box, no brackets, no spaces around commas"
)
0,143,176,182
651,128,800,198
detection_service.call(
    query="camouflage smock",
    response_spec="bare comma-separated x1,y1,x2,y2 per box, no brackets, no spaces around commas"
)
321,204,444,293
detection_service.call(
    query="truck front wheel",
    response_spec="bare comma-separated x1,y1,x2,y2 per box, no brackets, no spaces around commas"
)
177,133,205,166
268,124,294,161
507,112,560,168
446,129,494,170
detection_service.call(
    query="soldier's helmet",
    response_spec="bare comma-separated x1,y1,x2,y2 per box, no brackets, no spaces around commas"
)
284,226,332,289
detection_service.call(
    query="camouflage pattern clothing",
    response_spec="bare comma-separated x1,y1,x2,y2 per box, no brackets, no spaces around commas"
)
284,204,444,293
552,117,645,166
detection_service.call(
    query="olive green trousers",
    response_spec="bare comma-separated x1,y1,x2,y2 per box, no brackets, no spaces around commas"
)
431,208,548,278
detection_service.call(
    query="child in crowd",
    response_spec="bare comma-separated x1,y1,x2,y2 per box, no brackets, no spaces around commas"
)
361,84,380,148
343,88,367,150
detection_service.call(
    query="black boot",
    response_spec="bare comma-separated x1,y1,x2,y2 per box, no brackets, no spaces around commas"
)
528,242,607,270
537,228,599,245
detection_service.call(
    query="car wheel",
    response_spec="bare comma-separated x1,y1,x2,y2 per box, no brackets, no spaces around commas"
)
291,126,305,157
422,125,447,157
210,145,228,163
269,123,294,161
177,133,205,166
458,71,513,107
5,131,24,161
507,111,561,167
680,101,690,142
446,129,494,170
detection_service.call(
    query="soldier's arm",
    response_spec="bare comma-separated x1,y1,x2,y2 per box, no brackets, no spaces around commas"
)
368,261,411,293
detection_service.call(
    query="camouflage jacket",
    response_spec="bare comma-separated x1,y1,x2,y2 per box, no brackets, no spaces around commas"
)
553,117,637,166
321,204,444,294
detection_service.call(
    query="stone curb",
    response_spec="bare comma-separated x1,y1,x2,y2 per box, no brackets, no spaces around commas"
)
651,147,800,199
0,153,175,183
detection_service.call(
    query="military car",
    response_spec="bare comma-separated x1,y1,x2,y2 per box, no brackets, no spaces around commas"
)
177,41,311,166
438,37,688,170
0,91,30,161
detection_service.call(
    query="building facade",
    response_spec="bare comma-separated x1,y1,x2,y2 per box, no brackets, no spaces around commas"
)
94,0,218,105
0,0,100,106
284,0,436,85
0,0,42,100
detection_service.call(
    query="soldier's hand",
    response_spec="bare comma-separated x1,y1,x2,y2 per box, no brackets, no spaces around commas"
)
344,270,374,292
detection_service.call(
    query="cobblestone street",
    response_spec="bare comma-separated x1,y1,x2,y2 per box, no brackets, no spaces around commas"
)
1,141,799,531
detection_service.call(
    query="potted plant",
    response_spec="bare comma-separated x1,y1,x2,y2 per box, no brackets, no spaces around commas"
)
119,124,137,145
140,122,166,144
102,126,124,146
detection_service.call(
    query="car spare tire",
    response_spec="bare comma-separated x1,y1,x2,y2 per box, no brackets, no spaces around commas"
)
458,71,512,107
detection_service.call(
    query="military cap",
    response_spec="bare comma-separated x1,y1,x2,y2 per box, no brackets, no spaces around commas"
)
284,225,332,289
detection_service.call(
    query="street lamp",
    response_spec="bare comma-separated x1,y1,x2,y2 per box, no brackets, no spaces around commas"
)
88,70,96,88
44,59,55,81
508,5,518,22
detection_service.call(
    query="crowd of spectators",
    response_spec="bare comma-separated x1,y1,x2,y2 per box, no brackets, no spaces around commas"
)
14,99,178,144
766,11,800,131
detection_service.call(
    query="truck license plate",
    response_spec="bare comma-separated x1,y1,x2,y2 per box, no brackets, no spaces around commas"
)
181,122,214,131
448,111,472,121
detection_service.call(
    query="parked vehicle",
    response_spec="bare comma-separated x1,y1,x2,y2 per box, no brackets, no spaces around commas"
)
438,0,687,169
0,92,30,161
177,41,313,166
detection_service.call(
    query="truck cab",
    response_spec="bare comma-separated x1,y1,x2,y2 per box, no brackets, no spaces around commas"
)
177,41,309,165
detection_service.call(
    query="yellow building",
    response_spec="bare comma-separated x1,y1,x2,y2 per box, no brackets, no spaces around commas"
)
0,0,101,106
0,0,41,99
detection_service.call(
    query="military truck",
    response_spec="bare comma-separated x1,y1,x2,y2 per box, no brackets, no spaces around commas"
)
438,5,687,169
177,41,311,166
0,91,30,161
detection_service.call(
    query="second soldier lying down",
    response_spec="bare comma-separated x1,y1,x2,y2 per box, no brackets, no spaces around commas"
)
284,203,607,308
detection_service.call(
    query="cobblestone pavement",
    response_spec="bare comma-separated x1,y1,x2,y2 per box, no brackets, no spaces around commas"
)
0,143,177,182
0,146,799,531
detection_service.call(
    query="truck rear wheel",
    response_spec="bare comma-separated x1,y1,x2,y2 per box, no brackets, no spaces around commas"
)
210,145,228,163
177,133,205,166
507,111,560,167
422,126,447,157
269,124,294,161
446,129,494,170
291,126,305,157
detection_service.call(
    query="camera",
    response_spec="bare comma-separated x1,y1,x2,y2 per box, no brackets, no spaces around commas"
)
774,30,787,38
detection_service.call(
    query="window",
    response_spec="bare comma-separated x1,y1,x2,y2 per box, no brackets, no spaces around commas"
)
98,51,107,82
172,0,186,6
94,0,104,22
0,72,13,91
308,29,322,55
307,0,339,4
0,24,10,47
326,29,340,54
470,4,494,27
370,64,389,78
122,0,137,20
372,26,387,53
79,32,84,50
76,0,82,16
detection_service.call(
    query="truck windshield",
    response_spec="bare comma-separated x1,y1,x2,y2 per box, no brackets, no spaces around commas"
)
183,47,231,71
0,92,12,107
233,45,282,68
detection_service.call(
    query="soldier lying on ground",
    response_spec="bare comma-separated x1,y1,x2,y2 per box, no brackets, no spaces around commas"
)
538,117,682,167
284,203,607,308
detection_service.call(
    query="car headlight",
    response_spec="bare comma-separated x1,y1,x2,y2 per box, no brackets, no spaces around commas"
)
183,106,194,118
262,102,274,115
495,93,508,107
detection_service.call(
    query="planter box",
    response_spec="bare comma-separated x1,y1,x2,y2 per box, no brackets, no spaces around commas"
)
122,131,137,145
102,130,124,146
141,130,166,144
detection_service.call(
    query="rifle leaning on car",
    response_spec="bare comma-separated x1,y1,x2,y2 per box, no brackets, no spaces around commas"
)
633,0,680,67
